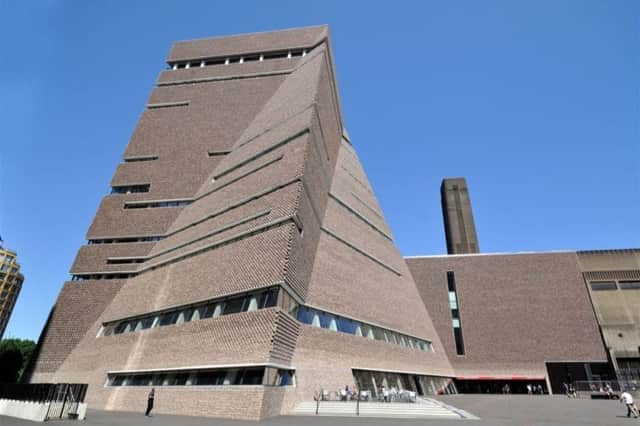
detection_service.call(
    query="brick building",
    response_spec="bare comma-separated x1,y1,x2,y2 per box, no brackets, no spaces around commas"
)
26,26,454,419
407,179,638,394
0,245,24,341
26,25,638,418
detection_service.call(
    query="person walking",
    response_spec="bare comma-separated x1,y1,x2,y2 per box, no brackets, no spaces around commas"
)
604,383,613,399
526,384,532,395
620,391,639,418
145,388,155,417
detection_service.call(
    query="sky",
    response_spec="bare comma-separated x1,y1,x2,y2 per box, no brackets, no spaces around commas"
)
0,1,638,341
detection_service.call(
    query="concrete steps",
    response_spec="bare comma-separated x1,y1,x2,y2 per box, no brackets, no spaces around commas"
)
291,399,463,418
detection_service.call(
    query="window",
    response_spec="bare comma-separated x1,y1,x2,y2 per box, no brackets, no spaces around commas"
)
619,281,640,290
590,281,617,291
279,289,299,316
448,292,458,309
176,309,193,324
124,200,190,209
223,297,245,315
107,258,145,265
223,370,238,385
111,184,150,194
259,288,278,308
246,296,259,312
101,288,280,337
108,367,293,388
211,303,223,318
123,156,158,163
293,306,433,352
385,331,397,345
239,368,264,385
196,371,225,385
372,327,385,341
88,236,164,244
454,328,465,355
337,317,358,334
311,312,321,328
167,47,315,72
158,311,178,326
447,271,465,355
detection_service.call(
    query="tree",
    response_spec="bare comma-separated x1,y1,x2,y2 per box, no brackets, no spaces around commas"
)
0,338,36,382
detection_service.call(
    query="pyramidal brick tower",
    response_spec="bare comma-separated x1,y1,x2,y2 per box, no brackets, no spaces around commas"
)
28,26,454,419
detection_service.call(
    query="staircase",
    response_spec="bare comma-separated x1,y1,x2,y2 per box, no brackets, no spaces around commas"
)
291,398,467,419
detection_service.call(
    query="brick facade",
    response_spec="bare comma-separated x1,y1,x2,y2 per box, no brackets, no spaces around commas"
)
28,26,454,420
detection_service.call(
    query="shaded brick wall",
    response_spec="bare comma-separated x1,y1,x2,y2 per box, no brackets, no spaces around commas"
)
28,280,124,375
408,252,608,378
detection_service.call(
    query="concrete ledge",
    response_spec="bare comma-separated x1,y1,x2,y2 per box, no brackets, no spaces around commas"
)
0,399,87,422
0,399,49,422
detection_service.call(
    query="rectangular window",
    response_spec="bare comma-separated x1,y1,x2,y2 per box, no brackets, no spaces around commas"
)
447,271,465,355
239,368,264,385
619,281,640,290
590,281,617,291
123,155,158,163
448,292,458,309
223,297,245,315
447,271,456,292
158,311,178,326
111,184,150,194
259,288,278,308
453,328,465,356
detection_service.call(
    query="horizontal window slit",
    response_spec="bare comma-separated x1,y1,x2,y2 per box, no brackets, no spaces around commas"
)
111,184,150,195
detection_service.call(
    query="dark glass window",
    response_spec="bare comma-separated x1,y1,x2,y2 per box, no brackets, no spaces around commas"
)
114,322,129,334
139,317,154,330
277,370,292,386
590,281,617,291
240,368,265,385
111,184,150,194
454,327,465,355
259,288,278,308
111,375,125,386
296,306,312,324
151,374,165,386
337,317,358,334
448,271,465,355
447,271,456,292
173,373,189,386
319,312,335,329
372,327,386,341
223,297,245,315
201,303,217,319
619,281,640,290
158,311,178,326
177,308,194,323
131,375,151,386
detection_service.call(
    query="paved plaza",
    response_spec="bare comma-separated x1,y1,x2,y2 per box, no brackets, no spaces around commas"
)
0,395,637,425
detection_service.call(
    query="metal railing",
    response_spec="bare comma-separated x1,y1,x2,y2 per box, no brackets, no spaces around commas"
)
0,383,88,420
573,380,640,399
313,387,419,416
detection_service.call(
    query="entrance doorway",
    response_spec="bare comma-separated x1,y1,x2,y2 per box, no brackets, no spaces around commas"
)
413,376,424,396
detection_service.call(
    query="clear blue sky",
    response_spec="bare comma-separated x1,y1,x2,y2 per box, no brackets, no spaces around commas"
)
1,1,638,341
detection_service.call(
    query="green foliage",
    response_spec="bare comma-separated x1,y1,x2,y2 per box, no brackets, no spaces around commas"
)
0,338,36,382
